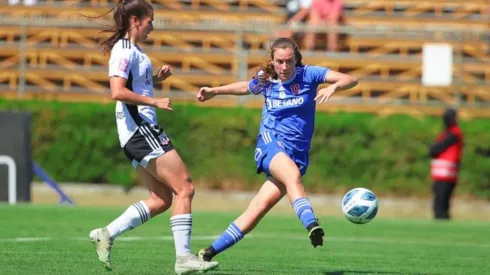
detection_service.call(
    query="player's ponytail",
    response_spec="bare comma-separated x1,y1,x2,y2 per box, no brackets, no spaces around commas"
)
98,0,127,55
258,37,303,83
258,60,276,84
82,0,153,55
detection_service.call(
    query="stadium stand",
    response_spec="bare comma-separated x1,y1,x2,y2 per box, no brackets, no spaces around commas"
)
2,0,488,30
1,0,489,116
343,0,489,30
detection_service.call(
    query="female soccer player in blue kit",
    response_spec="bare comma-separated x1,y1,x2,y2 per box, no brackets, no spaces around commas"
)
195,37,358,261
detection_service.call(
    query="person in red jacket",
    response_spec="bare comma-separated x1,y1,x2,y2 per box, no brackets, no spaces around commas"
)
429,108,463,220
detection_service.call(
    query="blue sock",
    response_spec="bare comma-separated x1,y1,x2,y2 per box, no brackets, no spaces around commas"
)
210,223,244,254
292,197,318,230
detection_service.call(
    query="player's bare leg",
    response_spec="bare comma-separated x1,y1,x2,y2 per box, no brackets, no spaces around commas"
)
89,167,172,270
146,150,219,274
268,153,324,248
199,178,286,261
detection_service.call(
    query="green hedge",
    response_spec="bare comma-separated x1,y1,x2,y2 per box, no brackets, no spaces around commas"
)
1,99,489,199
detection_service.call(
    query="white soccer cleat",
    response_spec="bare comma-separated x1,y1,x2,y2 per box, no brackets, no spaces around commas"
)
174,254,219,275
89,227,113,271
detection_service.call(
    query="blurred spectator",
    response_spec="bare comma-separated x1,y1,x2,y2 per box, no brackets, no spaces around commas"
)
275,0,313,41
429,108,464,220
285,0,313,29
8,0,37,6
303,0,344,52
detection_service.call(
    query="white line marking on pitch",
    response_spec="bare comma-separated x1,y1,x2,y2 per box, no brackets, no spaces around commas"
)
0,235,487,249
0,237,53,242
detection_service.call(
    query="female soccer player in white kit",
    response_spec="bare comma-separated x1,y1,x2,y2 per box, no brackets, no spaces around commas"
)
87,1,218,274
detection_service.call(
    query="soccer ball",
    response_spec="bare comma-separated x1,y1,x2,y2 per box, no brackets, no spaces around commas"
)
341,188,379,224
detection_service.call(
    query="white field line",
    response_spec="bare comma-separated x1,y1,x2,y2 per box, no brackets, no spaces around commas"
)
0,235,488,249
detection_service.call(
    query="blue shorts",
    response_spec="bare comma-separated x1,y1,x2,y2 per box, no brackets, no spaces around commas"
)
254,131,309,177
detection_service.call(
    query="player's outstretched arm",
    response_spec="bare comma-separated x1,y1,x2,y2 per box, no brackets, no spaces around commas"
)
197,81,249,102
325,70,358,91
315,70,358,104
110,77,173,111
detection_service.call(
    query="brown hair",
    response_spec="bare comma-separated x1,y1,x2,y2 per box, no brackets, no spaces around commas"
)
86,0,153,55
256,37,303,83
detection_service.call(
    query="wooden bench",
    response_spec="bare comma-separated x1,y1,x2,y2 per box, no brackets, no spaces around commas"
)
1,45,424,75
344,0,489,17
2,40,488,102
40,0,284,13
0,67,236,94
343,15,488,30
2,66,489,106
2,88,490,118
2,43,488,82
3,25,488,61
343,36,490,61
0,5,284,23
0,26,273,52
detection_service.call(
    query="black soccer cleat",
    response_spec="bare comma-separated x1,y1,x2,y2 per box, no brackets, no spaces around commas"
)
198,247,217,262
308,226,324,248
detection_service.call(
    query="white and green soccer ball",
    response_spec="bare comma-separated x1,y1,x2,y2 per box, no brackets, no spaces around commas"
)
342,188,379,224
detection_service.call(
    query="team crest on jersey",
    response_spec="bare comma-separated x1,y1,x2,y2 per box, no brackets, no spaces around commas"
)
159,132,170,145
291,84,300,94
118,58,129,72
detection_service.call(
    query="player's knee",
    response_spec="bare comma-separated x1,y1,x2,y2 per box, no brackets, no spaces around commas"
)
148,196,172,216
284,170,302,186
174,176,195,200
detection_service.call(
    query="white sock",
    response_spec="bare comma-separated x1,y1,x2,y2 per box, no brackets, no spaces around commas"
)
170,214,192,256
106,201,151,239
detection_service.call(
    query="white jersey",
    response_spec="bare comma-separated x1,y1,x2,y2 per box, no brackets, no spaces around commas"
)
108,38,157,147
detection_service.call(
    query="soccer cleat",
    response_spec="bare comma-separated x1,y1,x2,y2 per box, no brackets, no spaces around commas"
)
197,248,216,262
89,227,113,271
174,254,219,275
308,226,324,248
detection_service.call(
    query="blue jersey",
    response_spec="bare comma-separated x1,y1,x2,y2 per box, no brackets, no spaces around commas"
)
248,65,329,153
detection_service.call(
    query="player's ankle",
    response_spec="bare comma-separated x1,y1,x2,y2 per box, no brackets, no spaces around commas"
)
306,221,320,232
207,246,217,256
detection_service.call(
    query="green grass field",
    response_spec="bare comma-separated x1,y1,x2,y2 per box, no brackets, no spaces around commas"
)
0,204,487,275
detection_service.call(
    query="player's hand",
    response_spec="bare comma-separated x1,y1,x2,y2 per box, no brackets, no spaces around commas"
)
314,85,337,104
154,98,173,111
197,87,216,102
156,65,172,82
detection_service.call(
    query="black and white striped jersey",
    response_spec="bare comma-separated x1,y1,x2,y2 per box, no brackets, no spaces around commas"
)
108,38,156,147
